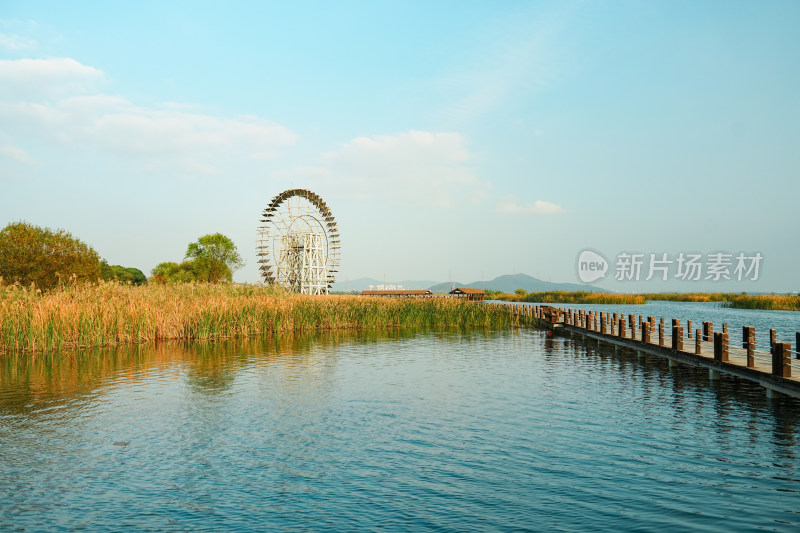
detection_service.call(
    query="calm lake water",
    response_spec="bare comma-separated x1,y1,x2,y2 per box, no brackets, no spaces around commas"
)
2,321,800,531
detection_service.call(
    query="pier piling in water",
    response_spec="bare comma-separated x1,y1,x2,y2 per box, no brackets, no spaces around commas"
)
714,332,729,363
525,303,800,398
773,343,792,378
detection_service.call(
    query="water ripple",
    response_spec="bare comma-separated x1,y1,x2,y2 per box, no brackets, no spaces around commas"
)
1,330,799,531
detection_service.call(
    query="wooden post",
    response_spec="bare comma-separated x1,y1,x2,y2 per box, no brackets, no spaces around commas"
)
772,342,791,378
722,323,728,334
702,322,713,342
672,323,683,351
744,326,755,368
770,329,777,352
631,318,637,341
643,321,651,344
620,318,627,339
659,322,665,346
687,320,692,338
695,329,702,355
796,332,800,360
714,332,729,363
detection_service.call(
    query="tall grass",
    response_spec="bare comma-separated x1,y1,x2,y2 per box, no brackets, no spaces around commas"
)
493,289,800,311
641,293,734,303
722,294,800,311
495,291,646,305
0,282,520,355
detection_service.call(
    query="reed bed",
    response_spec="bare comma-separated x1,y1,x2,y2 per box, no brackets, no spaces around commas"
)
722,294,800,311
495,291,646,305
494,289,799,311
0,282,518,355
641,292,734,303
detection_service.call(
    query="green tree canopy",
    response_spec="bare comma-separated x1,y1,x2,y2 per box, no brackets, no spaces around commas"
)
186,233,243,272
101,261,147,285
150,233,242,284
151,261,194,283
185,233,242,282
0,221,101,289
150,258,231,284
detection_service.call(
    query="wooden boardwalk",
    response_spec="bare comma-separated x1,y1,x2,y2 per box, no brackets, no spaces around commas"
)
507,304,800,399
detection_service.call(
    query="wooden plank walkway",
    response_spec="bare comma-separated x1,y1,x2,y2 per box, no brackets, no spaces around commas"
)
506,304,800,398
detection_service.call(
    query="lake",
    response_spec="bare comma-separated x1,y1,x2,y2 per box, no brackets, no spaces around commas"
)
1,316,799,531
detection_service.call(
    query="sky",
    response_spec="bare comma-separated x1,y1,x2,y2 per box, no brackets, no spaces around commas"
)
1,1,798,292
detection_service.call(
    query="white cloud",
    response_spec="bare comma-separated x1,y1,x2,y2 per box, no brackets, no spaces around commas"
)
497,198,564,215
0,33,37,51
0,144,35,164
317,130,485,207
0,57,103,98
0,57,296,174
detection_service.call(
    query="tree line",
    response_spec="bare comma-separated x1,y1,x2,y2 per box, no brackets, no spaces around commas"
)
0,221,244,290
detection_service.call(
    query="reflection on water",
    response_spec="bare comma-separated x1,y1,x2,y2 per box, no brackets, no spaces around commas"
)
1,329,799,531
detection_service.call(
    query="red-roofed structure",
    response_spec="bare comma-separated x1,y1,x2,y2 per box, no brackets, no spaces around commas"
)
449,288,486,301
360,290,433,298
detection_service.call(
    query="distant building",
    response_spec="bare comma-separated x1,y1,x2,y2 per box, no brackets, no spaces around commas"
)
360,290,433,298
448,288,485,302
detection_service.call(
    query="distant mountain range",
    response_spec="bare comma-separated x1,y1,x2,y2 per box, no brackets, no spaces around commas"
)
427,273,607,294
331,273,606,294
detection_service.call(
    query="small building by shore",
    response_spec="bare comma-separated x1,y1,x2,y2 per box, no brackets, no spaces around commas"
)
449,288,486,301
360,290,434,298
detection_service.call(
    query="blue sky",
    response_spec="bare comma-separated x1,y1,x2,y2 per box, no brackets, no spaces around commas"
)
1,1,798,292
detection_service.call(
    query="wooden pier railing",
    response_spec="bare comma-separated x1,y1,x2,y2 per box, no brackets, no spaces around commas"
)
504,303,800,398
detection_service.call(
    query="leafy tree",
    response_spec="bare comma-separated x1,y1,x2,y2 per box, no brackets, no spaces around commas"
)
151,261,195,284
192,256,232,283
101,261,147,285
150,233,242,284
185,233,243,278
150,259,231,284
515,288,528,296
0,221,101,289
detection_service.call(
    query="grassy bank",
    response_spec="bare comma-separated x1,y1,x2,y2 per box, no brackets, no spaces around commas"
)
722,294,800,311
0,282,519,355
641,293,734,302
492,290,799,311
635,292,799,310
494,291,646,305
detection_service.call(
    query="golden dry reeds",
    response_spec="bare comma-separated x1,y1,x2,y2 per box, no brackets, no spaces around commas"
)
723,294,800,311
495,291,646,305
0,281,519,355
